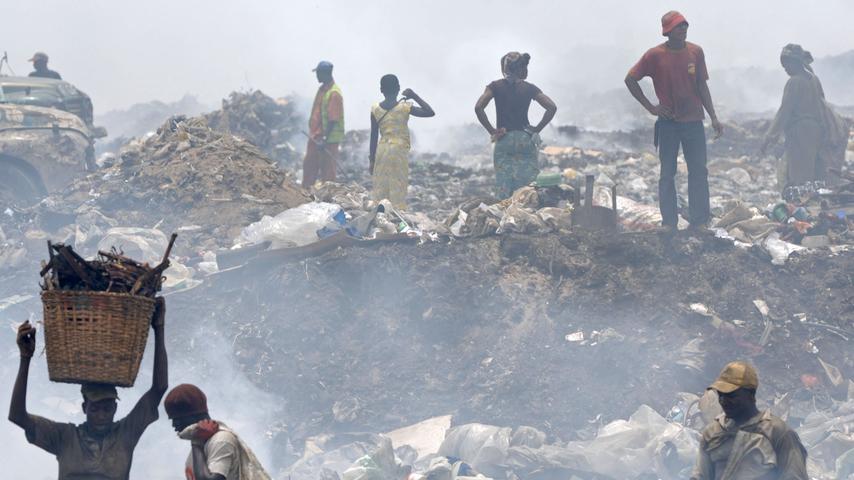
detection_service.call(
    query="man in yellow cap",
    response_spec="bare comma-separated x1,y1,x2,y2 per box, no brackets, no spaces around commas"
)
691,361,808,479
28,52,62,80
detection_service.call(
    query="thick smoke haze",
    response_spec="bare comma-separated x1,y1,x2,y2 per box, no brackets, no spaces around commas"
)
1,1,853,478
4,0,853,130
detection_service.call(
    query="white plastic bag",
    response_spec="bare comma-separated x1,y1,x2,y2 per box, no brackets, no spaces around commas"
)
763,232,805,265
97,227,168,265
437,424,511,475
237,202,342,248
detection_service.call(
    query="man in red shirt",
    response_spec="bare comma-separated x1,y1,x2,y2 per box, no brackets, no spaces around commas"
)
625,11,723,229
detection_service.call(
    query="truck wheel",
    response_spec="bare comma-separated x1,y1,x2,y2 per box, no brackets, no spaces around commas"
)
0,157,48,206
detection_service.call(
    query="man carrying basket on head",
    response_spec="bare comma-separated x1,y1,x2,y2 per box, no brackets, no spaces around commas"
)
8,298,169,480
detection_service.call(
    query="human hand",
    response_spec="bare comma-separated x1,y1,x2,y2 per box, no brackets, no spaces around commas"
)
649,104,673,119
401,88,415,99
16,321,36,358
193,419,219,445
711,118,724,139
152,297,165,329
491,128,507,142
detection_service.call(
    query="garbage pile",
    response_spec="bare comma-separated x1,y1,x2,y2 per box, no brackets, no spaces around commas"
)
282,395,854,479
204,90,304,168
36,114,310,253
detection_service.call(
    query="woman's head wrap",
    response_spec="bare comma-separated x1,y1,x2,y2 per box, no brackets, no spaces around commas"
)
781,44,814,68
501,52,531,78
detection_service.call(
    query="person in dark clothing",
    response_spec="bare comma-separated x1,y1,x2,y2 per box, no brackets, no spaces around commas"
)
625,11,723,230
692,361,808,479
8,298,168,480
28,52,62,80
475,52,557,198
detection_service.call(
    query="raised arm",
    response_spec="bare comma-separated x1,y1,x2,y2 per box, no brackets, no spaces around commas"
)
474,87,498,137
530,92,557,133
129,298,168,419
402,89,435,118
369,113,379,175
697,79,723,138
9,321,36,431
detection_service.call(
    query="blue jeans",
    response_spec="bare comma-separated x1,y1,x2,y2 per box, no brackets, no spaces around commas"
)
656,120,710,226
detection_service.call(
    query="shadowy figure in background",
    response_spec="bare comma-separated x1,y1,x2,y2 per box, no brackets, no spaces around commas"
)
625,11,723,230
8,298,168,480
166,383,271,480
303,60,344,187
475,52,557,198
691,361,808,479
761,44,848,190
368,74,435,210
28,52,62,80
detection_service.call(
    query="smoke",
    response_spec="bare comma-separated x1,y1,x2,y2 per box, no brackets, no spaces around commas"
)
3,0,853,131
0,292,281,479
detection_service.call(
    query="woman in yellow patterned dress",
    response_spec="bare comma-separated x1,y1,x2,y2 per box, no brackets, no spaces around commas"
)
369,74,435,209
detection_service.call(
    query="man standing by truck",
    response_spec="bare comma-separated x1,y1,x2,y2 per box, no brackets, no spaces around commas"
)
28,52,62,80
8,298,168,479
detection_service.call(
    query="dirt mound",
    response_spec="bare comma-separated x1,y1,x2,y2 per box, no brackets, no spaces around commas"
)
175,229,852,459
45,115,309,250
204,90,303,167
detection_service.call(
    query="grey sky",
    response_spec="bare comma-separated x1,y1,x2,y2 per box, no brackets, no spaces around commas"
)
5,1,852,127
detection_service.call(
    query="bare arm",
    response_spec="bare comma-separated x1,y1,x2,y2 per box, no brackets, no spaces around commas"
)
9,322,36,431
369,113,378,174
530,92,557,133
697,79,723,138
131,298,168,419
474,87,498,136
192,443,227,480
625,74,667,118
403,89,435,118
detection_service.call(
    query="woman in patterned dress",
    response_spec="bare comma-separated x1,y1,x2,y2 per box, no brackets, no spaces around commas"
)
369,74,435,209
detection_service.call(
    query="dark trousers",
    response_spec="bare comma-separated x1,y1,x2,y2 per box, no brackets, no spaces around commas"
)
656,120,710,226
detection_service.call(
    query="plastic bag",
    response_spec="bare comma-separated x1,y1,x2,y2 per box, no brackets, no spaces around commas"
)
763,232,805,265
437,424,511,475
237,202,343,248
342,436,410,480
97,227,168,265
558,405,699,479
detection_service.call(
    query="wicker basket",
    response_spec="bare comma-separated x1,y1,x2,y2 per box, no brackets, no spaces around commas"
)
41,290,155,387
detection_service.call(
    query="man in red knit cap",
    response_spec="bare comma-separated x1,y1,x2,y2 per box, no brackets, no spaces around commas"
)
625,11,723,231
165,383,270,480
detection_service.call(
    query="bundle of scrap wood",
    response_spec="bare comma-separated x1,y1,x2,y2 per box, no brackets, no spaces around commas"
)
40,233,177,297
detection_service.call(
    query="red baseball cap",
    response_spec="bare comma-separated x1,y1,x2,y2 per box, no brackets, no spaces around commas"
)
661,11,688,35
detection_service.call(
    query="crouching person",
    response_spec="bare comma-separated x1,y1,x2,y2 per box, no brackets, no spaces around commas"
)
8,298,168,479
165,383,271,480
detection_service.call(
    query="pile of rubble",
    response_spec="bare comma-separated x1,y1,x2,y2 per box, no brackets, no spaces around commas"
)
36,114,309,254
204,90,304,168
